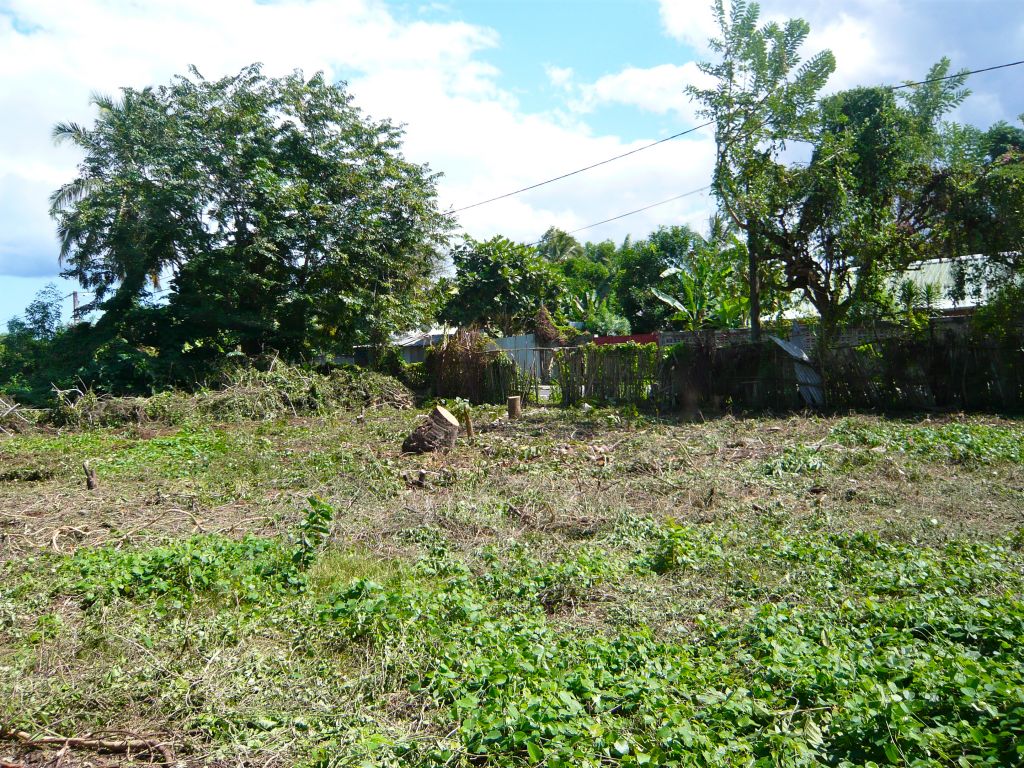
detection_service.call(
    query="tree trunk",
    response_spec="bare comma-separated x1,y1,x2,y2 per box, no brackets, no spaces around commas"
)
747,225,761,342
402,406,460,453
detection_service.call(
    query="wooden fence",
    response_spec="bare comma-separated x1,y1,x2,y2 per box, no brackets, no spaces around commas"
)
555,341,804,411
427,324,1024,413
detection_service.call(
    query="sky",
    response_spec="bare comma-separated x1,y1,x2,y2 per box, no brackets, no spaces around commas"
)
1,0,1023,325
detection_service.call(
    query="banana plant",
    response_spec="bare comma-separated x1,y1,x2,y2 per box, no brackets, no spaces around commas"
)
653,260,748,330
570,290,631,335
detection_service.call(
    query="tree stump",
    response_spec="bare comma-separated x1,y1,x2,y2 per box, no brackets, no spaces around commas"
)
507,395,522,420
402,406,460,453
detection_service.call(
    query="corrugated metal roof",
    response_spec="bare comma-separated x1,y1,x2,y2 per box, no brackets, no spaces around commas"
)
767,335,812,364
768,335,824,407
393,326,452,347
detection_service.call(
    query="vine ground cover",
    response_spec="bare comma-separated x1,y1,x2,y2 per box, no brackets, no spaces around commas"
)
1,408,1022,766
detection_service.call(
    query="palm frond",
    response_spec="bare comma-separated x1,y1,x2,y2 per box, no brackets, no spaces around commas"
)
52,121,90,146
49,177,97,213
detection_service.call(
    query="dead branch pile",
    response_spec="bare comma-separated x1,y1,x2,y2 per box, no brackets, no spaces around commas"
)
50,363,413,428
0,725,174,764
0,396,34,436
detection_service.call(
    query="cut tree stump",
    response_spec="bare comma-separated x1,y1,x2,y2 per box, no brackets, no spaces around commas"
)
402,406,460,453
507,395,522,420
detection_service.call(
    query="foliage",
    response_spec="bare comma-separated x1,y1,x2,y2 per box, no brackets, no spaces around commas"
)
316,529,1024,767
648,520,717,574
832,419,1024,465
291,498,337,569
536,227,583,262
0,285,86,405
688,2,985,338
441,236,566,336
654,251,747,331
971,282,1024,341
613,229,706,333
59,534,301,607
570,291,632,336
558,253,612,300
557,342,660,407
430,329,537,405
893,278,943,331
5,283,64,341
782,77,971,334
50,64,450,358
58,498,334,607
945,119,1024,302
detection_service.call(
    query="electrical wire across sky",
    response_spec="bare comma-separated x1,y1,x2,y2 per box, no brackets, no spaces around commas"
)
448,57,1024,237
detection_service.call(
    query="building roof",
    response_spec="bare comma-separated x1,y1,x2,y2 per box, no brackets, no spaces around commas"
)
392,326,452,348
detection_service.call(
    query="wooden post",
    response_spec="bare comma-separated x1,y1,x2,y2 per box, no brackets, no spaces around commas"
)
82,461,98,490
507,395,522,420
402,405,460,453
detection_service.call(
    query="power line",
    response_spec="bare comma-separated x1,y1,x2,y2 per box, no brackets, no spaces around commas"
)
450,121,714,214
527,186,711,246
890,59,1024,90
449,58,1024,215
512,59,1024,245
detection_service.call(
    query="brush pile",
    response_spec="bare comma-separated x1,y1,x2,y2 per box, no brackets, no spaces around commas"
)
50,363,413,428
0,395,34,435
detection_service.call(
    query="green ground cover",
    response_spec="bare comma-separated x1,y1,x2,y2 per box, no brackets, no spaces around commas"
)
1,407,1022,766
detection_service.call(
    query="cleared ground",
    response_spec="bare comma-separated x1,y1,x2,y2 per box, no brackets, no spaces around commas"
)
1,406,1022,766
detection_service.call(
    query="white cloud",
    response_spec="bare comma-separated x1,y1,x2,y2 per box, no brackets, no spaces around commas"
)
658,0,720,54
545,65,574,90
568,62,714,126
658,0,1024,103
0,0,718,293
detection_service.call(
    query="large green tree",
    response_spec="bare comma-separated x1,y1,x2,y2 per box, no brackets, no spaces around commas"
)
691,1,975,338
51,65,451,357
688,0,835,339
440,236,565,336
780,75,970,331
945,118,1024,302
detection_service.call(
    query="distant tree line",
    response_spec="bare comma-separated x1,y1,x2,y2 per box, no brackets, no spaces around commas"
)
2,0,1023,405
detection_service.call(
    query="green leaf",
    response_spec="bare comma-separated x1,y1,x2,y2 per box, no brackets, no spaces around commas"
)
526,741,544,763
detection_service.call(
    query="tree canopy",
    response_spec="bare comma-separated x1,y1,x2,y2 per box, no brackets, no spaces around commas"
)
690,1,982,337
51,65,451,358
440,236,565,336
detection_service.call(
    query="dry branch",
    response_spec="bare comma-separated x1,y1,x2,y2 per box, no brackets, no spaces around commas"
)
0,396,32,435
82,461,99,490
0,727,174,764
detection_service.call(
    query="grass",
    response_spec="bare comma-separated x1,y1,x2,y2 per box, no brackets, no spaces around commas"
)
1,406,1023,766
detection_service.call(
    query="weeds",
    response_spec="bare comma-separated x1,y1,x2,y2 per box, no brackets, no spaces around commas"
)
832,418,1024,465
2,410,1024,766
